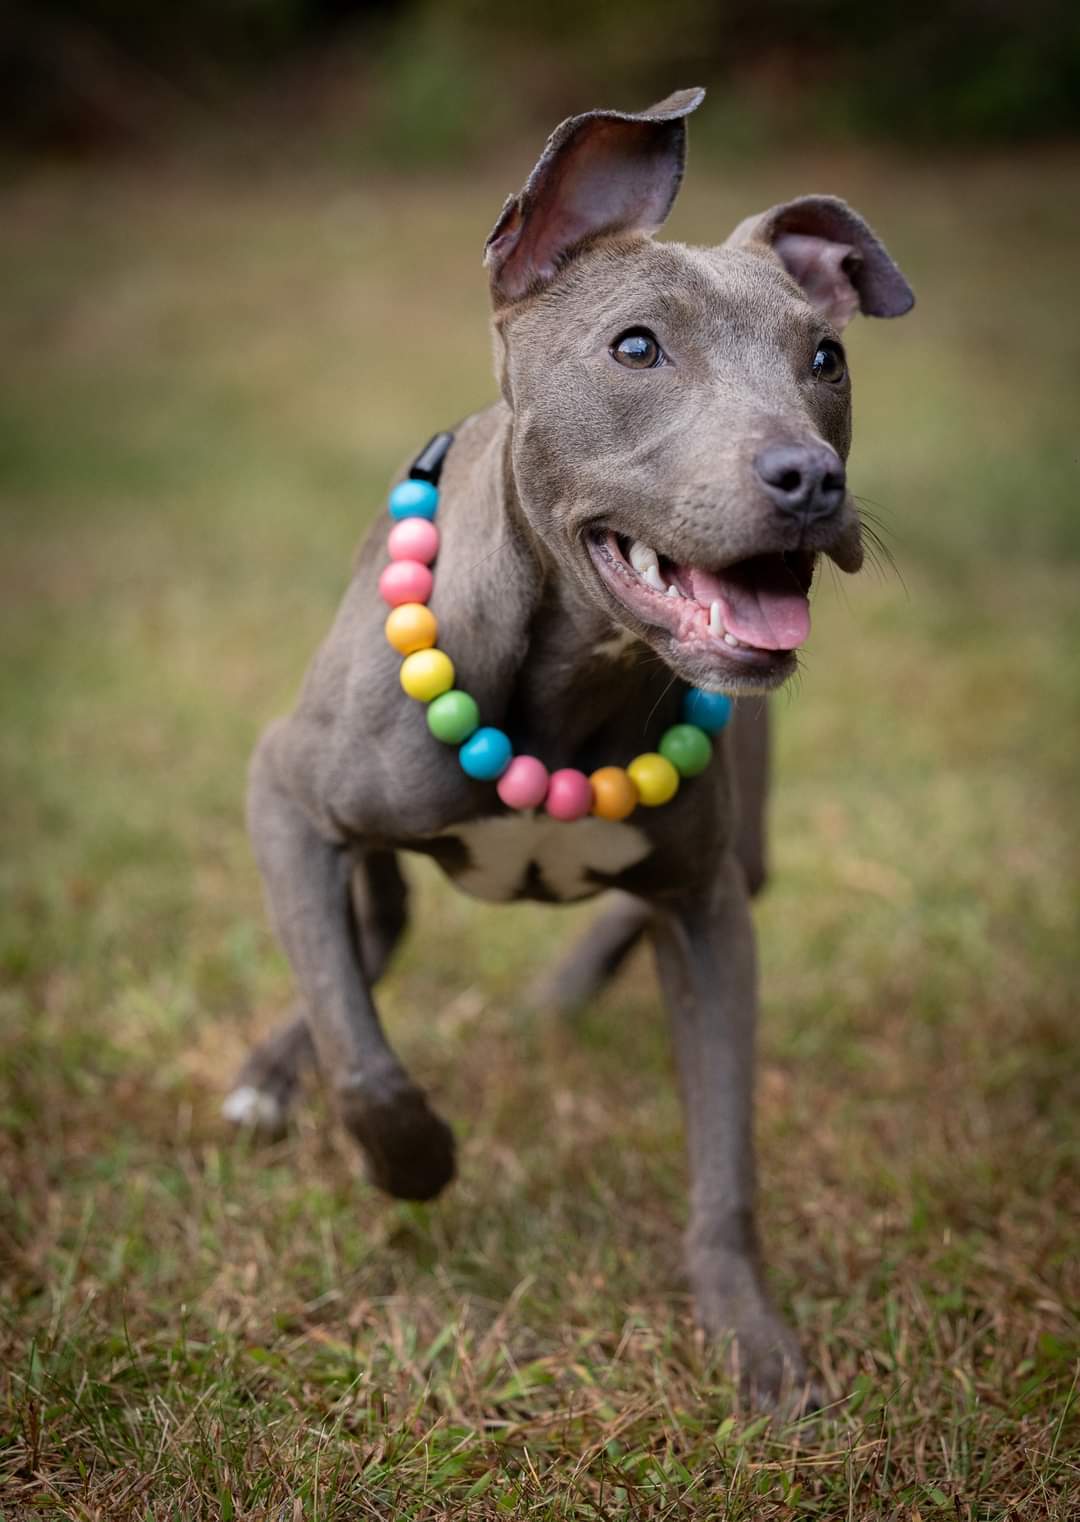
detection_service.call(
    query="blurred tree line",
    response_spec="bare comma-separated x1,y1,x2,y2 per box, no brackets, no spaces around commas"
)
3,0,1078,158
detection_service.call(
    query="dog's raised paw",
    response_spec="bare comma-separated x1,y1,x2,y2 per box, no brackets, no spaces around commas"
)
339,1080,456,1201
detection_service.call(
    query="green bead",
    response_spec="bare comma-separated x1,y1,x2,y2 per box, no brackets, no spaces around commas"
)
659,722,712,777
427,689,480,744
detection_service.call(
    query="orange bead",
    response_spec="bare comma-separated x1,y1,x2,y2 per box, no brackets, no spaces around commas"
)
589,765,638,821
385,602,437,655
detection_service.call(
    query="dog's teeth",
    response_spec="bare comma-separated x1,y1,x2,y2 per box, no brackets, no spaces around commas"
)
628,539,668,594
723,632,741,648
628,541,660,575
666,583,681,598
709,600,723,635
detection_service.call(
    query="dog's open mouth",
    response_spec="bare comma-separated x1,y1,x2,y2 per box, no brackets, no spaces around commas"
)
588,531,816,669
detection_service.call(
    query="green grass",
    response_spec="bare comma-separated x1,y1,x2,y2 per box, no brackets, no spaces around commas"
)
1,145,1078,1518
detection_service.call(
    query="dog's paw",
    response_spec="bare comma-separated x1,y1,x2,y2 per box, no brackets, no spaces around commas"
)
727,1328,822,1416
713,1315,819,1413
222,1083,290,1142
339,1079,456,1201
693,1259,818,1412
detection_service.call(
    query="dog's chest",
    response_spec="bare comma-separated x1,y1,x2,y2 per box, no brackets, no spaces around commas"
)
418,813,653,903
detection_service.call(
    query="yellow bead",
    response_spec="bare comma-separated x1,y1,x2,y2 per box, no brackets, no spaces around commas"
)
400,648,454,702
385,602,437,655
626,752,680,807
589,765,638,821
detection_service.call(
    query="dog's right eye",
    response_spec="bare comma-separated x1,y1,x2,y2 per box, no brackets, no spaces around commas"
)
811,339,847,383
611,329,664,369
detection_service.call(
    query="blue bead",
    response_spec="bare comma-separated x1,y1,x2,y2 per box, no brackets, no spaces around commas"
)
389,479,439,521
459,727,513,781
681,688,733,734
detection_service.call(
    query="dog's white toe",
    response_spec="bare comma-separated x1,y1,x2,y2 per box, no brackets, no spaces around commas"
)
222,1084,285,1130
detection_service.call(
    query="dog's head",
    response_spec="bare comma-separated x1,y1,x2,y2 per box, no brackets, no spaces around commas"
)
485,88,913,693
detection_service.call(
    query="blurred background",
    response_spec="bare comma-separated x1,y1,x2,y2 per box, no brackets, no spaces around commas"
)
4,0,1080,157
1,2,1078,1512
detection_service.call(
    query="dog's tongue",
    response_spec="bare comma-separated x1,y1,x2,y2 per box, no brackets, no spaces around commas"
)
679,555,812,651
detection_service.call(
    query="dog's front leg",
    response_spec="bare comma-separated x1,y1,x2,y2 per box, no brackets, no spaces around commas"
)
652,854,807,1403
246,728,454,1200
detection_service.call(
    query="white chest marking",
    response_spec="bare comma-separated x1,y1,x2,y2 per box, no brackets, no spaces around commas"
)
436,814,652,902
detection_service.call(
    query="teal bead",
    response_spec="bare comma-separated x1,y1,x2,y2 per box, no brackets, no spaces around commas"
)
659,723,713,777
427,690,479,745
389,479,439,521
459,727,512,781
681,687,733,734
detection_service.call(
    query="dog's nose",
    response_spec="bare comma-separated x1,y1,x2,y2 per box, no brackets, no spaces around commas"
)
754,443,846,522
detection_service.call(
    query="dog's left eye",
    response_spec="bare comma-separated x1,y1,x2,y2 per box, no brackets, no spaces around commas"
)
612,329,665,369
811,340,846,383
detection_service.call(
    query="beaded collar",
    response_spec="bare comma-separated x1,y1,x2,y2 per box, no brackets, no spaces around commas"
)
378,432,732,822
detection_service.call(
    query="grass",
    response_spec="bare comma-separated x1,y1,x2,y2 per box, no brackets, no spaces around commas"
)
1,140,1078,1518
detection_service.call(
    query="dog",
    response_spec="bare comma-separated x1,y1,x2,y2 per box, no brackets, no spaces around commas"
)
225,86,914,1404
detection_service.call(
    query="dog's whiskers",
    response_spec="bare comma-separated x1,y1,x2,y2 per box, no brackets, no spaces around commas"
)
852,498,907,596
643,671,679,736
464,538,511,575
822,556,853,614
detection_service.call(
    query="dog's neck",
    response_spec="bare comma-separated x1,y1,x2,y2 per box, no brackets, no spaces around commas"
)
429,403,682,770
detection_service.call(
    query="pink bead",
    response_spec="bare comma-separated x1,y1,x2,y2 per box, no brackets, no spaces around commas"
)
545,768,593,821
496,755,549,811
379,559,433,607
388,518,439,565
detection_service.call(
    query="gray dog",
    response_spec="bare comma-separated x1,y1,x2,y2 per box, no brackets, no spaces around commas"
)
226,86,914,1404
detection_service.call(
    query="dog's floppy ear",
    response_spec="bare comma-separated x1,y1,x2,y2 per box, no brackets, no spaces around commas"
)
726,195,914,330
485,87,705,306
